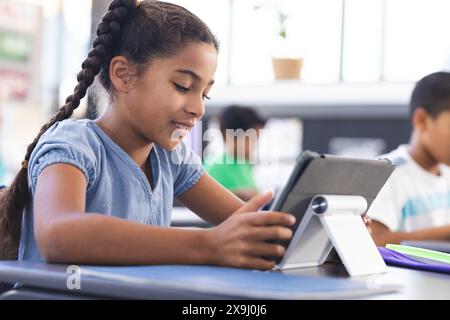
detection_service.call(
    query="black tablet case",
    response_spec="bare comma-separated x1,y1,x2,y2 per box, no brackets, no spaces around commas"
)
269,151,395,263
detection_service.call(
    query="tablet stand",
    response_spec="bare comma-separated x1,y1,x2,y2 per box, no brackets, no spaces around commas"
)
276,195,387,277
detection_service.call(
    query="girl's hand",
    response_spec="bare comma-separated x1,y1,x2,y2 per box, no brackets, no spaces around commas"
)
205,192,296,270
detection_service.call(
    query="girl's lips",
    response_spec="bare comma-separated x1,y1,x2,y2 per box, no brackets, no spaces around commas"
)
171,121,190,130
170,121,192,137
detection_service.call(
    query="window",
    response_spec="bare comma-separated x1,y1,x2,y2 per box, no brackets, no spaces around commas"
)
167,0,230,86
342,0,384,82
384,0,450,81
230,0,343,85
173,0,450,85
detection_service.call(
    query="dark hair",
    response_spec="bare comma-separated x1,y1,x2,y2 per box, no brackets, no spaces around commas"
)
410,71,450,118
219,105,266,137
0,0,218,260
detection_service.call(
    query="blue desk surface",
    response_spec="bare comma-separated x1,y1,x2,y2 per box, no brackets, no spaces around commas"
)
80,264,401,299
2,260,442,300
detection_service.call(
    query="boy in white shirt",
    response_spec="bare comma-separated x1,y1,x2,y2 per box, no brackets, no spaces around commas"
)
368,72,450,246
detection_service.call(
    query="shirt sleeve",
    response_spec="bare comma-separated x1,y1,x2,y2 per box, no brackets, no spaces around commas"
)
366,170,403,231
28,121,98,194
171,140,205,197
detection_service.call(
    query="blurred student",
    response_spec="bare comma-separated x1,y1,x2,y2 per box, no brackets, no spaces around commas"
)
368,72,450,246
204,106,266,201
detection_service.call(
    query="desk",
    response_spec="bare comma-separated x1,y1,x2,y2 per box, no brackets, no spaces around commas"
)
283,263,450,300
0,260,448,300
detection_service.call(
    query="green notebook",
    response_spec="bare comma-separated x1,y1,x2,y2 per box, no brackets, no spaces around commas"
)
386,244,450,265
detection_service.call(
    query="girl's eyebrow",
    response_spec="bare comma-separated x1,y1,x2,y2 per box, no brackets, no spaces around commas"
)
175,69,215,85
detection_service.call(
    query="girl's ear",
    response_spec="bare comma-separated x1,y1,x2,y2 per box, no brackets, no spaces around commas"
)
109,56,135,93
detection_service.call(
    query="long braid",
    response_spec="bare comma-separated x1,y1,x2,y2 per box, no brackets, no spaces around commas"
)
0,0,137,260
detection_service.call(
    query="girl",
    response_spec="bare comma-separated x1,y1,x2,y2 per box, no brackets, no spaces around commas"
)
0,0,295,270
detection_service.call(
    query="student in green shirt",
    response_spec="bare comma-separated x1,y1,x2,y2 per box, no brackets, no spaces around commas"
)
204,106,266,201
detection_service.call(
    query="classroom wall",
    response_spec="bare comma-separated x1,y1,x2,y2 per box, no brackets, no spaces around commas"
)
302,118,411,155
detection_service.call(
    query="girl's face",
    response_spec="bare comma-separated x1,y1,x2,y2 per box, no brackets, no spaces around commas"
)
123,42,218,150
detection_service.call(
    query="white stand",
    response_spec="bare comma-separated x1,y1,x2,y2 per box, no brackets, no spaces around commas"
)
276,195,387,277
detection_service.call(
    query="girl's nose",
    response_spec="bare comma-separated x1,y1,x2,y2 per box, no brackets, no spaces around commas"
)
185,97,205,119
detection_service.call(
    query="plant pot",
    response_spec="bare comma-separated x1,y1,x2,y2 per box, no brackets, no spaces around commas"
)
272,57,303,80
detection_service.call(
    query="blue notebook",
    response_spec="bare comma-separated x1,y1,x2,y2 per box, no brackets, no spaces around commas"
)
80,265,401,299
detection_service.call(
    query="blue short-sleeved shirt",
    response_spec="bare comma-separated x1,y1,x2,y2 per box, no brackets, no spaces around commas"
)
18,119,204,262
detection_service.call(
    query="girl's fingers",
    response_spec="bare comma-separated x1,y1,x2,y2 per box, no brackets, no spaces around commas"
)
238,256,276,270
234,192,273,214
244,241,286,257
245,225,293,241
245,211,296,227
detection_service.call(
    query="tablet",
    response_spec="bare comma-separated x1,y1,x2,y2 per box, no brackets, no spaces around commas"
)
269,150,395,264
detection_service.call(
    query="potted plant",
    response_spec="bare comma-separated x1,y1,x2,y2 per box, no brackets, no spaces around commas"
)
270,10,303,80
